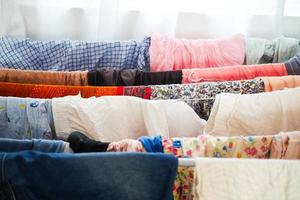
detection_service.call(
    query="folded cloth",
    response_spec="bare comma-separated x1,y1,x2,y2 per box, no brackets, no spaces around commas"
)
0,152,178,200
0,82,121,98
194,158,300,200
261,76,300,92
52,95,206,141
150,34,245,72
270,131,300,159
0,36,151,71
205,87,300,136
88,68,182,86
246,37,300,64
0,96,54,139
182,63,288,83
0,68,88,86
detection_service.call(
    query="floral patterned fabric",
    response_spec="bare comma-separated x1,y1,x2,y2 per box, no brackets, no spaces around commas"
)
123,86,151,99
150,78,265,119
163,134,273,159
165,132,300,200
173,167,194,200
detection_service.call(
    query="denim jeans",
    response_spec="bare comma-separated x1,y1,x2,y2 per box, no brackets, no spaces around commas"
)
0,97,55,139
0,152,177,200
0,138,66,153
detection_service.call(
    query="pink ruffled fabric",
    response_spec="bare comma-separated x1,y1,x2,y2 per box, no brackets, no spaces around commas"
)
150,34,245,72
182,63,288,83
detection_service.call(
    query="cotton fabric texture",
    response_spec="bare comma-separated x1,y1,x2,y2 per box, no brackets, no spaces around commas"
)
0,152,177,200
182,63,287,83
52,95,206,141
262,76,300,92
0,36,150,71
246,37,300,65
88,68,182,86
151,79,265,120
205,87,300,136
0,97,54,139
194,158,300,200
0,82,120,98
0,68,88,86
150,34,245,72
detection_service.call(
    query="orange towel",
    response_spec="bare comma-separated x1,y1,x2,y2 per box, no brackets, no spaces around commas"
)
182,63,288,83
261,76,300,92
0,82,123,98
0,68,88,86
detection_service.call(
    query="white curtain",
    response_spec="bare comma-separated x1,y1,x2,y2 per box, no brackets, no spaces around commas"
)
0,0,300,41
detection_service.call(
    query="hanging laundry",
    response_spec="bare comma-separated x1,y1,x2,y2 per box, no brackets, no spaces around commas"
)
0,97,54,139
182,63,287,83
0,138,68,153
123,86,151,99
284,52,300,75
205,87,300,136
270,131,300,159
245,37,274,64
0,152,177,200
163,135,272,159
0,68,88,86
246,37,300,65
262,75,300,92
151,79,265,119
52,95,206,141
0,36,150,71
88,68,182,86
173,166,195,200
194,158,300,200
0,82,122,98
150,34,245,72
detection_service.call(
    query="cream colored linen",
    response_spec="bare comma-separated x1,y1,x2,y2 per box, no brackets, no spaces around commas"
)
53,95,206,142
205,87,300,136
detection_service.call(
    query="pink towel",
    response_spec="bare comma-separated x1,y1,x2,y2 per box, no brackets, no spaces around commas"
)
150,34,245,72
182,63,288,83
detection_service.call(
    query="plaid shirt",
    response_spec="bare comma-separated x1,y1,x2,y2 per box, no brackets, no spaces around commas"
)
0,37,150,71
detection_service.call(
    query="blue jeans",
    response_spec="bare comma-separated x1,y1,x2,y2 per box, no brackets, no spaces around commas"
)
0,97,55,139
0,152,177,200
0,138,66,153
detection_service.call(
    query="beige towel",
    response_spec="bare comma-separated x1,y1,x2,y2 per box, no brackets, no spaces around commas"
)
205,87,300,136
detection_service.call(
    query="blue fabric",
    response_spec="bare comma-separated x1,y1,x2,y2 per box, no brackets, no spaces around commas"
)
0,37,150,71
139,136,163,153
285,52,300,75
0,151,177,200
0,97,54,139
0,138,65,153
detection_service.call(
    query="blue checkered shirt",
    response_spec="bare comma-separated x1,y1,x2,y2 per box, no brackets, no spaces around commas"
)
0,37,150,71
